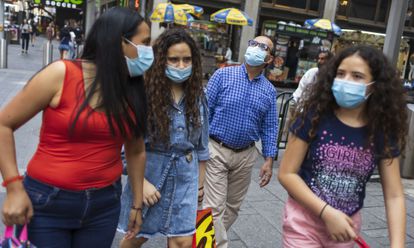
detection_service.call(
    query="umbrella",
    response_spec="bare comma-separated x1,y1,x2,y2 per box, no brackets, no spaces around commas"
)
210,8,253,26
186,13,195,23
150,2,189,26
304,18,342,36
174,4,204,18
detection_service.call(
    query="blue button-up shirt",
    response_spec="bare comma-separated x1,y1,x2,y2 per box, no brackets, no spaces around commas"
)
207,64,278,158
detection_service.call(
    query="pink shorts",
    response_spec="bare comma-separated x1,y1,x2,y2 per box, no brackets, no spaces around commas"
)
282,197,362,248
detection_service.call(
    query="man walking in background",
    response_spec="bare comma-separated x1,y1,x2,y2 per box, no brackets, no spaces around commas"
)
292,50,333,103
203,36,278,248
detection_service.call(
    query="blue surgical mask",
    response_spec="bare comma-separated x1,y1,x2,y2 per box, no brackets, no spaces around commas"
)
244,46,267,66
332,78,374,108
124,38,154,77
165,65,192,83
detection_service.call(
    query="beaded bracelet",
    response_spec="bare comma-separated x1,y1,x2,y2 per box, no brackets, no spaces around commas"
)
2,175,24,187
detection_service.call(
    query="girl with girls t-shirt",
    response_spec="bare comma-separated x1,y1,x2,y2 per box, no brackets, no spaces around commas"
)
278,45,407,248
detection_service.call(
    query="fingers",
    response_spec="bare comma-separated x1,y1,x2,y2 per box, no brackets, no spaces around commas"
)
125,212,142,240
151,194,159,205
3,206,31,226
346,215,355,228
330,228,356,243
27,205,34,223
198,189,204,203
259,173,272,187
146,196,155,206
155,191,161,199
346,227,357,241
144,191,161,207
259,169,264,178
331,233,348,243
143,197,149,207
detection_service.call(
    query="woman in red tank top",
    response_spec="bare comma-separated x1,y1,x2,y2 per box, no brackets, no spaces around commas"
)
0,7,150,247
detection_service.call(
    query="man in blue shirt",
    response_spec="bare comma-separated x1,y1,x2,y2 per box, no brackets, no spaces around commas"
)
203,36,278,248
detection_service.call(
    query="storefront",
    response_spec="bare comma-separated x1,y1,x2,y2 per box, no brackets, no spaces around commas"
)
332,29,414,104
332,29,410,80
262,21,334,87
186,20,229,78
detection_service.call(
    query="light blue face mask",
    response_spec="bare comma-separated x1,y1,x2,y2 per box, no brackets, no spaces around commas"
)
124,38,154,77
165,65,192,83
332,78,375,109
244,46,267,67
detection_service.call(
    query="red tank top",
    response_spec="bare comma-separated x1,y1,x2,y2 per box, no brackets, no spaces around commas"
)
27,60,125,190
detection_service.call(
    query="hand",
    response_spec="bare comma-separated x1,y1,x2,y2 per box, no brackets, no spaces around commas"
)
143,179,161,207
259,160,273,188
125,208,142,240
321,205,357,242
2,184,33,226
198,187,204,203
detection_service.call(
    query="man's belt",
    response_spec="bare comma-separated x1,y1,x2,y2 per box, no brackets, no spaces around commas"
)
209,135,255,153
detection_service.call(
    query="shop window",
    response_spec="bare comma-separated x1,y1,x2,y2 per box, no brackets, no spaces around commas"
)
274,0,306,9
407,0,414,27
337,3,347,17
309,0,319,11
349,0,376,20
376,0,390,23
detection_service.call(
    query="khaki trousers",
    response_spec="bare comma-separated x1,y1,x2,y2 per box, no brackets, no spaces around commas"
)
203,138,259,248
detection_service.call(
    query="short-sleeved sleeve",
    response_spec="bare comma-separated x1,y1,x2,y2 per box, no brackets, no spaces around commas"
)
375,134,401,159
289,112,313,143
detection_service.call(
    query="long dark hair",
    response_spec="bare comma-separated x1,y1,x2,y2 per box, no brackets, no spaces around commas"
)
294,45,407,158
145,28,203,144
72,7,147,139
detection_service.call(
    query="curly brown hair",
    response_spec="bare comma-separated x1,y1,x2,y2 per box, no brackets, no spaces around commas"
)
293,45,408,158
144,28,203,144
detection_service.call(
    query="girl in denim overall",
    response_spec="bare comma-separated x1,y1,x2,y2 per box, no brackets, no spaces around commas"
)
118,29,209,248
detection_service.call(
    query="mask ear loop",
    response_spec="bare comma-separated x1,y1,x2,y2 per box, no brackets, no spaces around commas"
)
364,81,375,99
123,37,138,47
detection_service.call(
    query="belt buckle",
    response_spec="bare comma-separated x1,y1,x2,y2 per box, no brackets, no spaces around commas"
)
185,152,193,163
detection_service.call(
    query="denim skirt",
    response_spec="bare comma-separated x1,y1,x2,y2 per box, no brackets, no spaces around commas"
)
118,150,199,238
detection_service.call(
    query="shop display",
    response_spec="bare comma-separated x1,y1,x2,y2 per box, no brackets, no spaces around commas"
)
187,20,229,78
332,29,410,79
262,21,334,86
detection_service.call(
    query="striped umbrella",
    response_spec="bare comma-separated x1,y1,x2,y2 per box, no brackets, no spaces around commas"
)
210,8,253,26
175,4,204,18
304,18,342,36
150,2,189,26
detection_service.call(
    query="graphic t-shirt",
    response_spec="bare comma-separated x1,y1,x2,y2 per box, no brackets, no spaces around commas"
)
290,112,399,216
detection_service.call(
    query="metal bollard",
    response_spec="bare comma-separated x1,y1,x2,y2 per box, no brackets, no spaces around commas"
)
43,41,53,67
0,38,7,69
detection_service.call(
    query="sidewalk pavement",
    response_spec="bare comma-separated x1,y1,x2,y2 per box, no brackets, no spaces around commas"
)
0,36,413,247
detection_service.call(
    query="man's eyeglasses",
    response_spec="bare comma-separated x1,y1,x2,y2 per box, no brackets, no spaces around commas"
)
248,40,271,52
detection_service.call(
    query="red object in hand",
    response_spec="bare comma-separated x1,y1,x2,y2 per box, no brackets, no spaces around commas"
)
355,236,370,248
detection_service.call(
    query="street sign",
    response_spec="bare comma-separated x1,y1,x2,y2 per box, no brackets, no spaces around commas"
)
33,0,84,9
